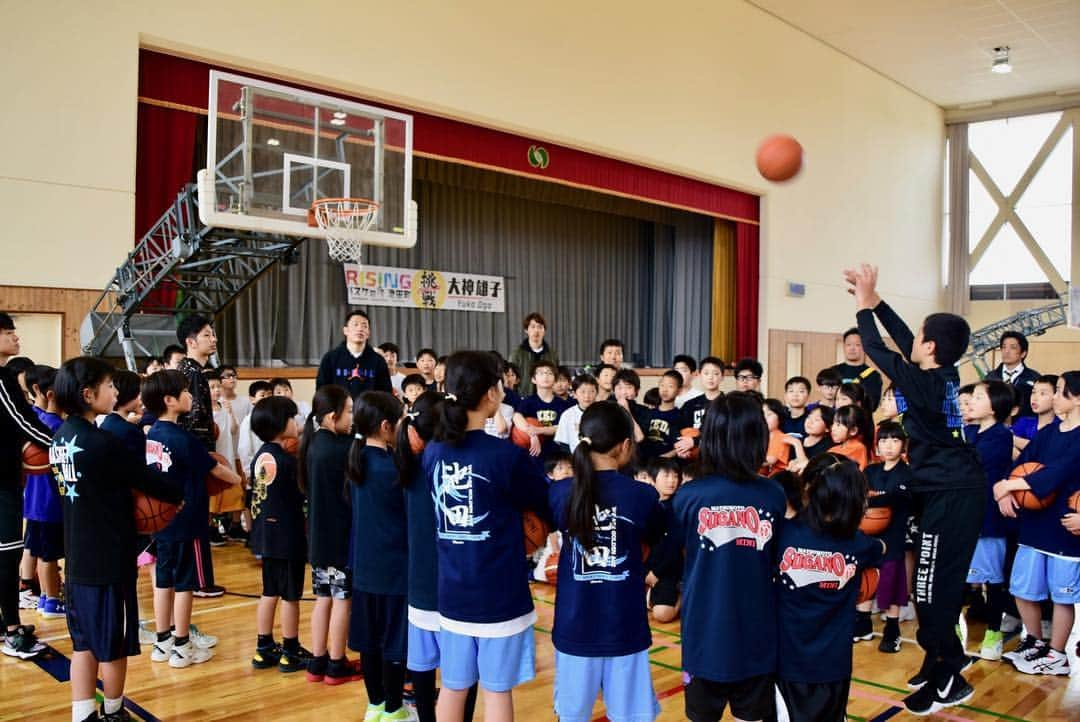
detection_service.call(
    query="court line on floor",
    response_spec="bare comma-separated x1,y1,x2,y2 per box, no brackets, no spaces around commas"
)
35,598,260,645
851,677,1032,722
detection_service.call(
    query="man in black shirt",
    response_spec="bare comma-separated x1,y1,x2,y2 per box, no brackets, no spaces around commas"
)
0,313,54,660
830,327,883,411
985,331,1040,418
316,310,392,398
846,264,984,715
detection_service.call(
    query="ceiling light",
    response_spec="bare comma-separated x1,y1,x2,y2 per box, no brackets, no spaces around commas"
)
991,46,1012,74
330,117,346,126
266,138,280,146
333,111,347,119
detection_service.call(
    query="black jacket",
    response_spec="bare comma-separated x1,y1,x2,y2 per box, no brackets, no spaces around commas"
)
316,343,392,399
0,365,53,548
856,301,983,492
985,364,1040,418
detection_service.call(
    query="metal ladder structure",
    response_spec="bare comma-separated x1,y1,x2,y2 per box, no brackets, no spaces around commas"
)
80,182,306,369
961,290,1070,376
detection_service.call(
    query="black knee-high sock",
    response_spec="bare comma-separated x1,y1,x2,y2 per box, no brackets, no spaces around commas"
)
382,660,405,713
464,682,479,722
985,583,1006,632
411,669,437,722
363,651,385,706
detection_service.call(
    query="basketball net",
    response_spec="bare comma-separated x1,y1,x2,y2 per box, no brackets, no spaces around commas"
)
311,198,380,264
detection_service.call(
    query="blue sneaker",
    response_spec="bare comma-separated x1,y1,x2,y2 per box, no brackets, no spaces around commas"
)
41,596,66,619
36,594,45,613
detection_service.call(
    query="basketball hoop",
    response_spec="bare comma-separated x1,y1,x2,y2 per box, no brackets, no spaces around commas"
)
309,197,380,263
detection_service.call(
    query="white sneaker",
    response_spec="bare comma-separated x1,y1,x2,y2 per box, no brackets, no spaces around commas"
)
900,603,917,622
138,621,155,645
150,636,173,662
189,624,218,649
18,589,39,610
169,640,213,668
1000,613,1021,634
1014,647,1070,676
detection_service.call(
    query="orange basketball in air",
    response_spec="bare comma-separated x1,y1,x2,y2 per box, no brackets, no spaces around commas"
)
857,568,879,604
133,490,179,534
523,510,550,554
510,417,542,449
859,507,892,536
206,451,233,496
756,134,803,182
1009,462,1054,511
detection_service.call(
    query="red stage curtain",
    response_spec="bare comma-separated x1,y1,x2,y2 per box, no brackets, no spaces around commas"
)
734,222,760,360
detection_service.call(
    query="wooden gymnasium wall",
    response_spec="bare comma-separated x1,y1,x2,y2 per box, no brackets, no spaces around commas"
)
766,328,844,400
0,286,101,361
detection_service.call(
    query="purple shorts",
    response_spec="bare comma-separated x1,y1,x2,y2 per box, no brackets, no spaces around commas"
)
876,559,909,609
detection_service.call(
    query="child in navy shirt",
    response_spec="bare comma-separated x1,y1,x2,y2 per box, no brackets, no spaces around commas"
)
346,391,412,721
673,392,786,722
782,376,811,437
144,370,239,670
963,380,1016,661
549,401,667,722
1012,374,1059,456
298,385,358,684
397,391,479,722
424,351,551,721
641,370,686,461
775,454,885,722
513,359,572,458
53,358,183,722
856,421,912,653
643,458,683,623
994,371,1080,676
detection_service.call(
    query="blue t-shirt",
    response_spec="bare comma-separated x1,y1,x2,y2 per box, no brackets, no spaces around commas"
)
423,430,550,629
776,519,884,683
516,394,573,458
549,471,666,657
641,406,686,460
1015,423,1080,558
673,473,786,682
24,407,63,522
404,466,438,612
970,423,1016,538
146,420,215,542
349,446,407,595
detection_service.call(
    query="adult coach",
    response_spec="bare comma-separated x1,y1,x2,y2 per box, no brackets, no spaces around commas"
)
845,264,984,715
508,312,559,398
0,313,52,659
316,310,392,398
831,328,883,411
985,332,1039,418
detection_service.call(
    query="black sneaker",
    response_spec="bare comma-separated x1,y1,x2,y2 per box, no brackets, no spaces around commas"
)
878,626,901,653
907,656,935,689
279,645,314,673
193,584,225,598
252,644,282,669
79,713,99,722
226,525,249,542
1,625,45,659
933,673,975,711
208,525,226,547
101,709,132,722
903,683,938,716
853,614,874,642
306,653,329,682
1003,634,1041,663
323,656,363,685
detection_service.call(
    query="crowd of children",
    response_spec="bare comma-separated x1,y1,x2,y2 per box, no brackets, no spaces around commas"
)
1,263,1079,722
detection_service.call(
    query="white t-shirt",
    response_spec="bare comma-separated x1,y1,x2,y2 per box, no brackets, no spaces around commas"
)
236,412,261,476
484,403,515,439
213,406,237,464
390,372,406,395
555,404,587,452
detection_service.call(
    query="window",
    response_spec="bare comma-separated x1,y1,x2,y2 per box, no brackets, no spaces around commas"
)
966,110,1074,299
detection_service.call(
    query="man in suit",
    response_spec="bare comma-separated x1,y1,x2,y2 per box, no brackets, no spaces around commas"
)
985,331,1040,418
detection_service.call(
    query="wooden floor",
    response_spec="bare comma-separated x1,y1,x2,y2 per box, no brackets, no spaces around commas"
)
5,543,1080,721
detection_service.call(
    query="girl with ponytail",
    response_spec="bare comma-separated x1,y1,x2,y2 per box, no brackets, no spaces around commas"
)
425,351,550,722
299,385,357,685
395,391,478,722
345,391,412,722
549,401,667,722
673,392,788,722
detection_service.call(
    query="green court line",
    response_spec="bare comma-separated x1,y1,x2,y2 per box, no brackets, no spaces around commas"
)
847,716,867,722
648,646,666,655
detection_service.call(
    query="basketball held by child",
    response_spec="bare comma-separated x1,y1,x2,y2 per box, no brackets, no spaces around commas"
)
857,567,879,604
133,490,179,534
206,451,234,495
859,506,892,535
510,417,543,449
1009,461,1053,510
522,510,549,554
22,441,50,472
755,133,803,182
679,427,700,460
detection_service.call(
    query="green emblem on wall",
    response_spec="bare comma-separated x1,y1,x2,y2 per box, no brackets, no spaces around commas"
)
527,145,550,169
